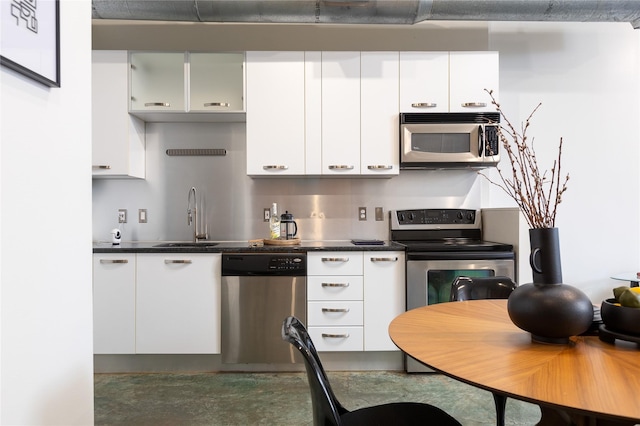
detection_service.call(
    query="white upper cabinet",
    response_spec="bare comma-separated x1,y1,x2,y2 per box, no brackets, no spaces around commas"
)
400,51,499,113
399,52,449,113
92,50,145,179
246,51,306,176
246,51,399,177
449,51,499,112
321,51,361,175
361,52,400,176
129,52,246,122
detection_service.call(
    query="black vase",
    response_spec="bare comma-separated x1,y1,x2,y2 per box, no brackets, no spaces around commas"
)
507,228,594,344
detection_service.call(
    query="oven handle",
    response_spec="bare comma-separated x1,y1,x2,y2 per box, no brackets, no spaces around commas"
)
406,252,514,261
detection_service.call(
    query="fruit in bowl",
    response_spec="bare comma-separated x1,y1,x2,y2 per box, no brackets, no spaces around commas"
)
600,286,640,335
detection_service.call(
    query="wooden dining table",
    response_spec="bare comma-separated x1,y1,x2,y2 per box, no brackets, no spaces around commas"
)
389,300,640,426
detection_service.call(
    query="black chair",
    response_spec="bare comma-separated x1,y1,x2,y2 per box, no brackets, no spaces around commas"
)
282,316,462,426
449,275,517,426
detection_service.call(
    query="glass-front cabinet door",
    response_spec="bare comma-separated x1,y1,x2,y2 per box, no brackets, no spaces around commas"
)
189,53,245,112
129,52,185,112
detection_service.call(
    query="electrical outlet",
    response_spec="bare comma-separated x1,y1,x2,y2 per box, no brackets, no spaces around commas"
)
118,209,127,223
358,207,367,221
263,208,270,222
375,207,384,221
138,209,147,223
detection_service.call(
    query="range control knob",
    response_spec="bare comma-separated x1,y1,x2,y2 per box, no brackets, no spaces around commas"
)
467,212,474,221
457,211,464,220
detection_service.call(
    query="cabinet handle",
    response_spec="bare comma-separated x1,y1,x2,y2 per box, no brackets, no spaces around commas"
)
461,102,487,108
145,102,171,107
262,165,289,170
411,102,437,108
321,257,349,262
92,165,112,170
328,165,354,170
370,257,398,262
164,259,192,264
322,333,350,338
367,165,392,170
322,282,350,288
99,259,128,264
322,307,350,313
204,102,230,107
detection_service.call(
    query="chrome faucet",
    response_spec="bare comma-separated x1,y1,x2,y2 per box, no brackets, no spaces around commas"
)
187,186,208,242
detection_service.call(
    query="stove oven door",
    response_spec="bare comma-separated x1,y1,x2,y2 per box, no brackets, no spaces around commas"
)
404,252,515,373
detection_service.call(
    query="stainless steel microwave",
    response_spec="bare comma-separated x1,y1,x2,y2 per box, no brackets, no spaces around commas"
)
400,112,500,169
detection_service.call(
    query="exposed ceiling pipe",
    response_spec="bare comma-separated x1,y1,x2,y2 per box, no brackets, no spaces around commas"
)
91,0,640,29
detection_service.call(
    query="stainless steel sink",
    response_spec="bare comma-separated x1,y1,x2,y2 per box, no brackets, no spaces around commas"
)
153,242,219,248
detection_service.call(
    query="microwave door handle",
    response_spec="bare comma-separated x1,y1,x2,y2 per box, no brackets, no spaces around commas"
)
478,125,484,156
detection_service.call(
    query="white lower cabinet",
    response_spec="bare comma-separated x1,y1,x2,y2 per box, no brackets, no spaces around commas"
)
307,252,364,351
307,251,405,352
93,254,136,354
363,252,405,351
136,253,221,354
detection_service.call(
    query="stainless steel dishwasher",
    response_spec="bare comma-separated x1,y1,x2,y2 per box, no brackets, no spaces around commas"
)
221,253,306,364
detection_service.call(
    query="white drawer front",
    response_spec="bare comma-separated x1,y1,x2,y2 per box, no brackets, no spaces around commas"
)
308,301,363,326
308,252,363,276
307,276,363,301
308,327,364,352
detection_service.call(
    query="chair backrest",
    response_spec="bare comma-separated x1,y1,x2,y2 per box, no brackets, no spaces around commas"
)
449,276,517,301
282,316,347,426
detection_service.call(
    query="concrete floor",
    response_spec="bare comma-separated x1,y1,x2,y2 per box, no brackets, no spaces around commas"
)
94,371,542,425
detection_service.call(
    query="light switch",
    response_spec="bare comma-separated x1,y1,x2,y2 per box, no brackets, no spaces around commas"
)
138,209,147,223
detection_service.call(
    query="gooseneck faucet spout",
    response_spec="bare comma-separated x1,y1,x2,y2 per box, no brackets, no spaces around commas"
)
187,186,208,242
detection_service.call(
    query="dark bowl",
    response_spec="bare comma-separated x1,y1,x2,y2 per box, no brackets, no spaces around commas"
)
600,298,640,336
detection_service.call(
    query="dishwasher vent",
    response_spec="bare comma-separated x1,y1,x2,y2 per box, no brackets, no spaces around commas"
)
166,148,227,156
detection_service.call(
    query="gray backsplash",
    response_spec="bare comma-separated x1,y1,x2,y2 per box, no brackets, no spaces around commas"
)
92,122,483,243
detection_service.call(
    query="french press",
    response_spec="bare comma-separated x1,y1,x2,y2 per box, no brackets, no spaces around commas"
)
280,211,298,240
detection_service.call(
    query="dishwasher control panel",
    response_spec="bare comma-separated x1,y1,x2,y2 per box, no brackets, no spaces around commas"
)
222,253,307,276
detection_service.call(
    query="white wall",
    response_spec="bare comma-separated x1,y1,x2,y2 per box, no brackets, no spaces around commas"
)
0,1,94,424
486,22,640,302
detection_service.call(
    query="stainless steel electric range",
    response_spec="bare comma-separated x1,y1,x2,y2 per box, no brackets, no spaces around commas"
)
390,208,515,373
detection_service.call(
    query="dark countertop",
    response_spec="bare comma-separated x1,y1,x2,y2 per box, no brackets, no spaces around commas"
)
93,240,405,253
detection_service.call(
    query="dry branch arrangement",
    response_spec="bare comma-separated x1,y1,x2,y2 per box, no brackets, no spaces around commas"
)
481,90,569,229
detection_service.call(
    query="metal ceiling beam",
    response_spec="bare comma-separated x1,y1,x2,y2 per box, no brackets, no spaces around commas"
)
91,0,640,29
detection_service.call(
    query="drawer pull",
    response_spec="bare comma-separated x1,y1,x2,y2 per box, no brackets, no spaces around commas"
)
321,257,349,262
322,308,350,313
367,165,393,170
204,102,230,107
322,283,350,288
461,102,487,108
322,333,350,338
328,165,354,170
164,259,192,264
262,165,289,170
370,257,398,262
411,102,437,108
92,165,112,170
99,259,128,264
144,102,171,107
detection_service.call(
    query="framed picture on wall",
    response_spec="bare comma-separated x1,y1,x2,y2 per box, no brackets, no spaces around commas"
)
0,0,60,87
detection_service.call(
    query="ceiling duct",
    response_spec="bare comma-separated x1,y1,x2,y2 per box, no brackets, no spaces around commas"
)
92,0,640,29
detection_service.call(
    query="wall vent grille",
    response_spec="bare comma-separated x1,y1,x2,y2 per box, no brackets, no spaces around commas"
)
166,149,227,156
